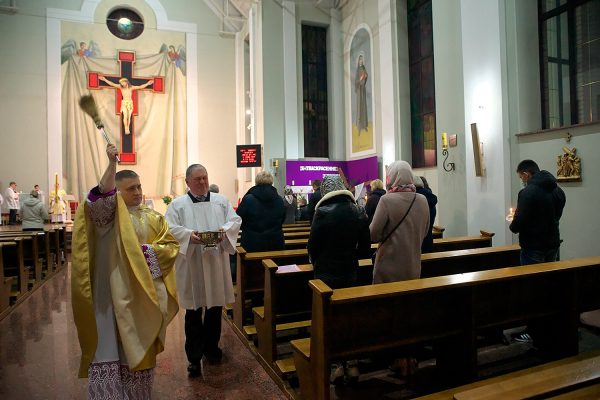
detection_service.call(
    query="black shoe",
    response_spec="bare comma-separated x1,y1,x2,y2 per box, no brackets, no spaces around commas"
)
187,363,201,378
204,348,223,364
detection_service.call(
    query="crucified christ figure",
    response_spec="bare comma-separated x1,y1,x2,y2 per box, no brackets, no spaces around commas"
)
99,76,154,134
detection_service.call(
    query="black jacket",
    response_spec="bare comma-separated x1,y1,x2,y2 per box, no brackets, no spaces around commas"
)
308,190,371,289
237,184,286,252
365,188,386,224
509,170,566,250
306,188,322,222
416,187,438,253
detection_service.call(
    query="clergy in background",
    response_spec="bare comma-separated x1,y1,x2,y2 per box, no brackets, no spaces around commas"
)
165,164,241,378
71,143,179,399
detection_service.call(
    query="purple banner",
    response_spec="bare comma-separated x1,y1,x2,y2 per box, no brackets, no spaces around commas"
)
286,156,379,186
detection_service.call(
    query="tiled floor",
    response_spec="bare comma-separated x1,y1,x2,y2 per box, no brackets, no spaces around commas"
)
0,265,288,400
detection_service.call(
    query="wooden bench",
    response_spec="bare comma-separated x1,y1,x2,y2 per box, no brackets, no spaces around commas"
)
0,230,53,281
0,242,17,315
417,350,600,399
274,231,493,252
234,247,311,332
253,245,520,375
0,237,29,301
283,221,310,228
431,230,493,252
234,233,497,334
291,256,600,399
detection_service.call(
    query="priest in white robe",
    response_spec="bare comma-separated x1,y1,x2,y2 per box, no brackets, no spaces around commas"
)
72,144,179,399
165,164,241,378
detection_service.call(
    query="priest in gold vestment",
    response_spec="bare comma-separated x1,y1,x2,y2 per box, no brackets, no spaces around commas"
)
71,144,179,399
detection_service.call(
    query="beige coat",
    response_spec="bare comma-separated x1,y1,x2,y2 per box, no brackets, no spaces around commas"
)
369,191,430,283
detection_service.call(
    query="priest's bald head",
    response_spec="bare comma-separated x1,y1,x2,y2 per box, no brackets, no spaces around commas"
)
186,164,209,197
116,170,142,207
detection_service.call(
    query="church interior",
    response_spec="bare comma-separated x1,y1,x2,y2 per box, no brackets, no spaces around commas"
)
1,0,600,399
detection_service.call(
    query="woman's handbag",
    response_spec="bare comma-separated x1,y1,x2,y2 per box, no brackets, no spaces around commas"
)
371,193,417,264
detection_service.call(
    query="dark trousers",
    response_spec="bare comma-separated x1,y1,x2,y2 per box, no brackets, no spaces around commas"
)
184,306,222,364
8,209,17,225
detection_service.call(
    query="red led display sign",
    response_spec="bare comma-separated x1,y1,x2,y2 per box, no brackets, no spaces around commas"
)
236,144,262,168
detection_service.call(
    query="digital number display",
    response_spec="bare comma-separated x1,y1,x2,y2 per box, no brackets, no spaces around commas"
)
236,144,262,168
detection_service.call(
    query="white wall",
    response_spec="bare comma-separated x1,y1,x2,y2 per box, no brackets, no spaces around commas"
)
431,0,468,236
460,0,512,244
506,0,600,259
0,4,57,197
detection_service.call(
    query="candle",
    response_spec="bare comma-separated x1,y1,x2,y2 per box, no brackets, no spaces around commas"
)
441,132,449,149
509,207,513,215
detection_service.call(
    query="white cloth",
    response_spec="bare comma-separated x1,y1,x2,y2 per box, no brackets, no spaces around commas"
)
165,193,241,309
61,52,188,200
4,188,19,209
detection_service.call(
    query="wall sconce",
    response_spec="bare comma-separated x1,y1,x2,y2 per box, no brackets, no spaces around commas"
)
272,159,279,176
441,132,455,172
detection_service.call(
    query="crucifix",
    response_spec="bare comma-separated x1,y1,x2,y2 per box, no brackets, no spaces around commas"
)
87,50,164,164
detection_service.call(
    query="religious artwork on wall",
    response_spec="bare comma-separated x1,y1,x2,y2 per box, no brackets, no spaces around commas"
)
60,20,188,200
348,26,375,157
557,146,582,182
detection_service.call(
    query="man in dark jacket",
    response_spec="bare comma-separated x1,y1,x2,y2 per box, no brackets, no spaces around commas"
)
237,171,286,252
509,159,566,265
306,179,322,222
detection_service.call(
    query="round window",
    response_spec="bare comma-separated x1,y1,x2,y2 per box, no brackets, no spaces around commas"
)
106,8,144,40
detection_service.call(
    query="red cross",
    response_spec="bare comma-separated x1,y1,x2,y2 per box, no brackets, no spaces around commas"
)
87,51,164,165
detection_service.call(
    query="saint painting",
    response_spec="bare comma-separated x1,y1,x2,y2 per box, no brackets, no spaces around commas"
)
349,27,374,156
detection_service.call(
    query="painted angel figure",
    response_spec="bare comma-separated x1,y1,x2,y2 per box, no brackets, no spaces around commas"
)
160,44,187,76
60,39,100,64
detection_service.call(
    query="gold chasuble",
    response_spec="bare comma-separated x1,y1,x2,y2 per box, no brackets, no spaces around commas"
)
71,192,179,378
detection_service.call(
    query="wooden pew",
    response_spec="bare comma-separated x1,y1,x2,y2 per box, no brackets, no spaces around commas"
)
283,221,310,228
291,257,600,400
274,232,493,252
420,244,520,277
0,237,29,300
234,233,498,334
234,247,311,332
431,230,493,252
254,245,520,375
417,350,600,400
0,242,17,315
48,227,63,270
0,231,46,286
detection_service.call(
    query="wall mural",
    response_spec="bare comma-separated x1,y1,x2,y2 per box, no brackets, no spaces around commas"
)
349,26,375,156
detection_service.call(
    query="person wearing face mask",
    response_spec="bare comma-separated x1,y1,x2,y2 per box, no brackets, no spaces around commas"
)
509,159,566,265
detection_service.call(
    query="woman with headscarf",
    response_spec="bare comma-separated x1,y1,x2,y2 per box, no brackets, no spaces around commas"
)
308,174,371,384
282,185,297,224
370,161,430,283
369,161,430,377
